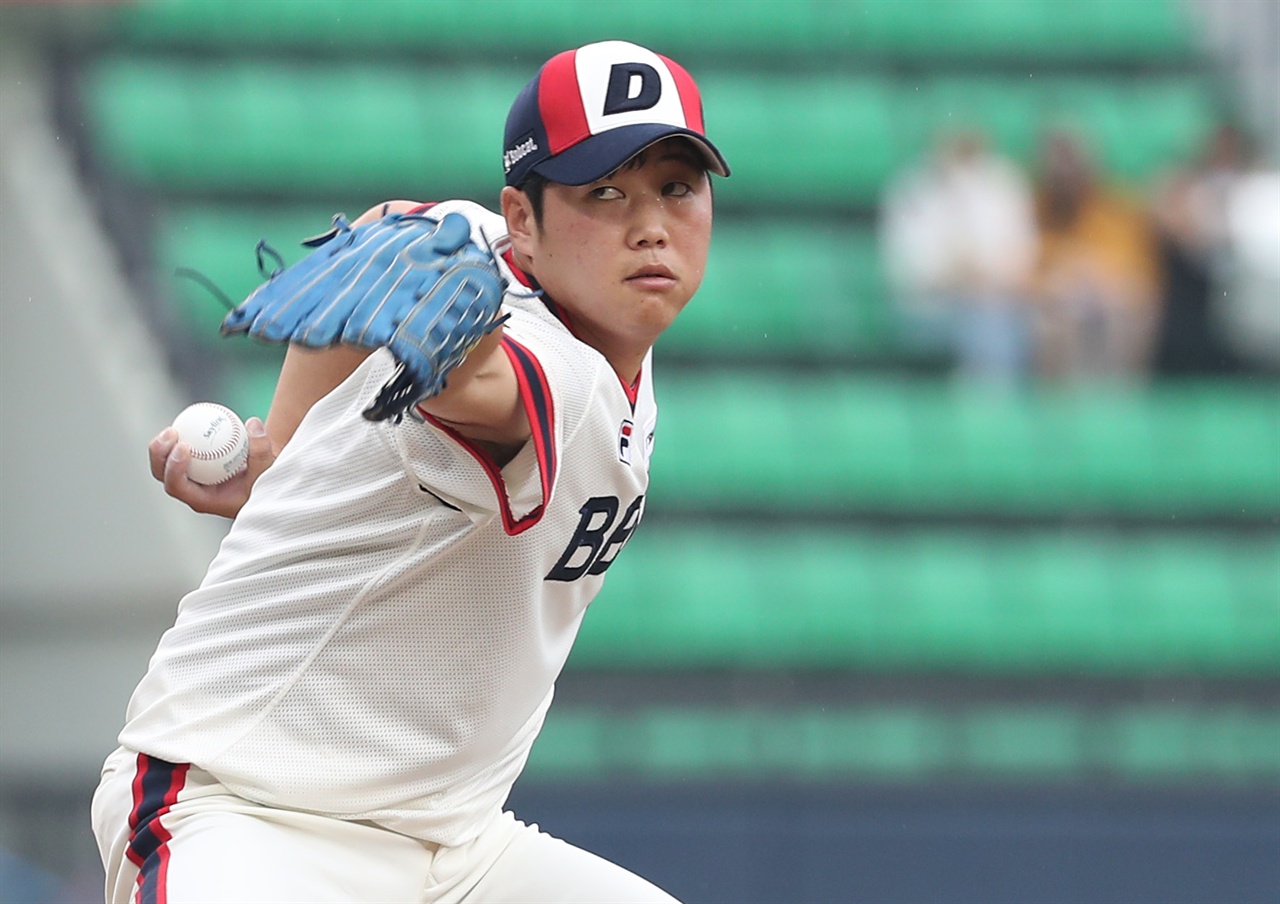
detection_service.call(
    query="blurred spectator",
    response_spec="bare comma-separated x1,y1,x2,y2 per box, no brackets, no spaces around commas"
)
1218,162,1280,372
1150,123,1251,374
1029,129,1162,380
879,128,1039,383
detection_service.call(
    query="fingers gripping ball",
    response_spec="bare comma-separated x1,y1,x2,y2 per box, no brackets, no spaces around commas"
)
171,403,249,486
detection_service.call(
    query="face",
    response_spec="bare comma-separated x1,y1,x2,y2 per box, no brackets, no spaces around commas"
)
502,138,714,370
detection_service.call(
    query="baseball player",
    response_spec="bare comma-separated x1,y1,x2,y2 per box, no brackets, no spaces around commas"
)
92,39,729,904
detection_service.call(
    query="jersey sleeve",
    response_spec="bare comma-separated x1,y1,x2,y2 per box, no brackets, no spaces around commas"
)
387,300,605,535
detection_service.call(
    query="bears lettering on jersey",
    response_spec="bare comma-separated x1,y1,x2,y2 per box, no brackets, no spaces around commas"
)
545,494,644,582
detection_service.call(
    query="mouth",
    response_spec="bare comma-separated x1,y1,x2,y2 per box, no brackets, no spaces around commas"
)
625,263,677,289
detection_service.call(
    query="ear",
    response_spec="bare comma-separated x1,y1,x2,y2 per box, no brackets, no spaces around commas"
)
501,186,537,260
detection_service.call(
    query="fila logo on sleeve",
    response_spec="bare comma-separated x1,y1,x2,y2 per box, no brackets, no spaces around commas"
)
618,419,634,465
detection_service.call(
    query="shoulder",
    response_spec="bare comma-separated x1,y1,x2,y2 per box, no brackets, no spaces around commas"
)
352,199,426,225
421,199,508,243
351,199,508,246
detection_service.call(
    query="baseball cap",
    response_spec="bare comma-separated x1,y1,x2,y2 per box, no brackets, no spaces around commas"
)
503,40,731,188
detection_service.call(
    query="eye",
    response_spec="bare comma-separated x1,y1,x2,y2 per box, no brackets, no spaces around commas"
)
664,181,694,198
590,185,624,200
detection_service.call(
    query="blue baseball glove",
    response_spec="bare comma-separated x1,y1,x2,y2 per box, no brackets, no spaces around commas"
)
222,211,507,422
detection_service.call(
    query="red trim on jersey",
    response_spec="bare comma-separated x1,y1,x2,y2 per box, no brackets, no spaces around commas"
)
503,337,558,502
617,363,644,409
538,49,591,154
127,753,189,904
660,53,704,133
539,296,573,333
406,202,438,215
537,297,641,409
501,248,535,289
417,336,556,536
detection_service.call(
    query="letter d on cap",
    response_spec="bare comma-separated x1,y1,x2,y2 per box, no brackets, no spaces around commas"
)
603,63,662,115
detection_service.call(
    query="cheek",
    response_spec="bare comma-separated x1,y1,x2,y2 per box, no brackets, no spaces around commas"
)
680,218,714,287
535,229,610,300
540,211,598,263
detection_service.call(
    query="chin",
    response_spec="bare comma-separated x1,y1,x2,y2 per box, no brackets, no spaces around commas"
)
640,295,688,331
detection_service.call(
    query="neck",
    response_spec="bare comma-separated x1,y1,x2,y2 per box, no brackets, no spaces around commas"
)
552,303,648,385
510,251,650,384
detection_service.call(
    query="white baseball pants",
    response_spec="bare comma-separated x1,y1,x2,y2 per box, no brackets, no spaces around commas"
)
92,746,679,903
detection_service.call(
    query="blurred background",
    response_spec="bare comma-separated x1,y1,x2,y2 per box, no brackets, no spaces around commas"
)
1,1,1277,901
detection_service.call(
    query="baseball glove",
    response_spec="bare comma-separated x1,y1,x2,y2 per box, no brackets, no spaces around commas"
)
222,210,508,422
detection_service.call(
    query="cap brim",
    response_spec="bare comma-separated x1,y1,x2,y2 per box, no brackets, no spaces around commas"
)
531,123,730,186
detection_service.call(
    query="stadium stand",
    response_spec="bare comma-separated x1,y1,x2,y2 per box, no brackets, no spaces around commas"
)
70,0,1278,782
84,59,1218,204
103,0,1198,65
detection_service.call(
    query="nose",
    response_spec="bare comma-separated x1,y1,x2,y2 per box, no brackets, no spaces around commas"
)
627,197,670,249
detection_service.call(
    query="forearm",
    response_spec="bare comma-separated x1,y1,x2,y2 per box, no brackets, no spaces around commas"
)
416,328,530,447
266,344,375,450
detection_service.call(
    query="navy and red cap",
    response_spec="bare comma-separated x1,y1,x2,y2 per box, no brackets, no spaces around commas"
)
503,40,731,188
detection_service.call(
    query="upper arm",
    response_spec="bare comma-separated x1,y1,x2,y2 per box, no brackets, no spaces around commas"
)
265,344,374,450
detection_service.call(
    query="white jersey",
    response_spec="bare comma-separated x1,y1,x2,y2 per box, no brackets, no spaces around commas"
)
118,200,657,846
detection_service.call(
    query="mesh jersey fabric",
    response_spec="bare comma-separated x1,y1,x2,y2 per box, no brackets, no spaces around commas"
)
118,200,658,846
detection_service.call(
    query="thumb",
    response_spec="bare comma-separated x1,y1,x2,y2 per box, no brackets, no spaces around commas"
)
244,417,277,477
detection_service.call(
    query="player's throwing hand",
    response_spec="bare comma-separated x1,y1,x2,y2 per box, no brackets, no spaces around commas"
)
148,416,276,518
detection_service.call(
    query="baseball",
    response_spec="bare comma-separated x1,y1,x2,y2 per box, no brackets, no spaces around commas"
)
171,402,250,486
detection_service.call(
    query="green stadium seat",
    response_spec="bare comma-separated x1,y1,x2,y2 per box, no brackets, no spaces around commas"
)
108,0,1196,64
1226,540,1280,659
999,534,1126,669
801,707,947,776
1186,385,1280,517
1111,536,1237,668
961,706,1086,775
518,710,607,779
650,373,1280,518
156,205,338,353
85,58,520,199
703,74,902,208
1111,706,1208,773
669,222,892,355
523,702,1280,783
897,75,1218,183
220,363,282,422
569,525,1279,675
84,58,1218,208
787,535,881,663
946,386,1043,508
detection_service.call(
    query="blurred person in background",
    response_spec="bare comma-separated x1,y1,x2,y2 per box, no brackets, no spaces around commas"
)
1150,122,1253,374
879,127,1039,383
1217,150,1280,372
1029,128,1163,380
